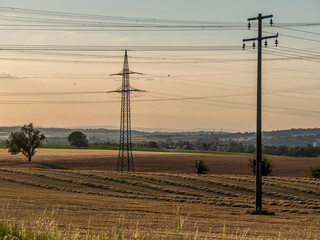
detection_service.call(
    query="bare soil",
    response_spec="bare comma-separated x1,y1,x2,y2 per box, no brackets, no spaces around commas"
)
0,148,319,176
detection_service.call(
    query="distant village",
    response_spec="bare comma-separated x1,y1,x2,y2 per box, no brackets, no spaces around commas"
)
1,127,320,157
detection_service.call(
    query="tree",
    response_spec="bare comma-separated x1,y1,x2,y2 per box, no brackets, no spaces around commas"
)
248,156,274,176
147,141,158,148
68,131,89,148
195,160,209,174
306,165,320,178
5,123,46,162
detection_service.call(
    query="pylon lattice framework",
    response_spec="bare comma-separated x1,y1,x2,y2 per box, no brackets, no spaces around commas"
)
107,50,145,171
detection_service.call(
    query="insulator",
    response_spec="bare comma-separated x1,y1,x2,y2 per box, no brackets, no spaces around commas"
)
248,22,251,30
252,42,256,49
275,38,278,47
264,40,268,48
242,43,245,50
270,19,273,26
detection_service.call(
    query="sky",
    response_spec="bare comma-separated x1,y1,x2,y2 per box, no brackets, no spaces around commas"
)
0,0,319,132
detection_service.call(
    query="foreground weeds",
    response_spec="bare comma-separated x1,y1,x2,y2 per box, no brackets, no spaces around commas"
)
0,220,250,240
1,220,318,240
0,222,53,240
0,203,251,239
1,206,319,240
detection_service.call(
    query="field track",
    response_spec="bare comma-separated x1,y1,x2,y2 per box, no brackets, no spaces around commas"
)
0,149,319,239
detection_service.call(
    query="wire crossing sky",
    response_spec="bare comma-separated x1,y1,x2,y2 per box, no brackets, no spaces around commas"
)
0,0,319,131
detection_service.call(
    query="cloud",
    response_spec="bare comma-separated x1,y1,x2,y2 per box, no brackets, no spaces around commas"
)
145,77,154,81
0,72,21,80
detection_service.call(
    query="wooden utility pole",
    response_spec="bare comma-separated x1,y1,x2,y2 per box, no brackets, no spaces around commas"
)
243,14,278,213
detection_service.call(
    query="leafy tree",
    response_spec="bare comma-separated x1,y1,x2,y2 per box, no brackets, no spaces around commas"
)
248,156,274,176
245,144,256,153
147,141,158,148
200,143,209,151
195,160,209,174
68,131,89,148
306,165,320,178
5,123,46,162
276,145,288,156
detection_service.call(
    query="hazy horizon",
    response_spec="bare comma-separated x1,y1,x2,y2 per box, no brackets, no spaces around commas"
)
2,124,319,134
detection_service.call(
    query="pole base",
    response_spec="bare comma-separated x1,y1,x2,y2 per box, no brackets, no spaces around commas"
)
245,209,275,215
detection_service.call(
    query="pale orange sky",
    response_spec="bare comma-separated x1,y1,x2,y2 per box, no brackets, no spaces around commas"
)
0,0,319,131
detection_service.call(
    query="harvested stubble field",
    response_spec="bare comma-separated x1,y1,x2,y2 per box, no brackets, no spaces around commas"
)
0,149,319,239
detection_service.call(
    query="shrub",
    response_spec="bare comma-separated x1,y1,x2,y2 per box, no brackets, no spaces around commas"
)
306,165,320,178
248,156,274,176
195,160,209,174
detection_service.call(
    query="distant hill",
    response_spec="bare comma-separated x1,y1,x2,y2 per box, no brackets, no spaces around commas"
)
0,126,319,147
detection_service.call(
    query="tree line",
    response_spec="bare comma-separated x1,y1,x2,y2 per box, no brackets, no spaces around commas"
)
4,123,320,162
141,140,320,157
223,142,320,157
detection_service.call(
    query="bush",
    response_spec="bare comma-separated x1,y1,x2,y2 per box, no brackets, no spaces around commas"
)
248,156,274,176
195,160,209,174
305,165,320,178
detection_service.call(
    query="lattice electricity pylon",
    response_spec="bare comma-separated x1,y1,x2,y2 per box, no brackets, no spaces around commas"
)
107,50,146,171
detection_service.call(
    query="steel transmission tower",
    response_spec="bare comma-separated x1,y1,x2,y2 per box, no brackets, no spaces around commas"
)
108,50,145,171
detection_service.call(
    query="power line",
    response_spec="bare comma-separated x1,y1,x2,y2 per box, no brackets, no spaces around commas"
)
275,26,320,36
266,48,320,60
0,56,302,64
2,6,320,28
0,6,244,25
272,22,320,27
279,33,320,43
0,45,241,51
262,48,320,63
1,96,318,118
278,46,320,55
0,91,106,96
261,29,320,43
0,28,248,32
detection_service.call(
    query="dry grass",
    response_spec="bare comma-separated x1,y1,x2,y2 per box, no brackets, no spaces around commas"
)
0,168,319,239
0,148,319,239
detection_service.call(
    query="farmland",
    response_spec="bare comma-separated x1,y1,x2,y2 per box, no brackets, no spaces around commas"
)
0,149,319,239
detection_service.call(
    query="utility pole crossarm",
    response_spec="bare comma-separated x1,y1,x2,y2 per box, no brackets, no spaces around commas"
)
243,37,258,42
248,14,273,21
243,33,279,42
